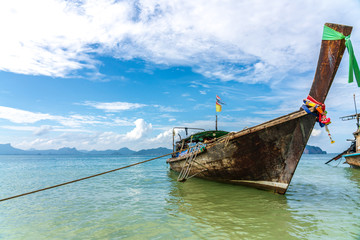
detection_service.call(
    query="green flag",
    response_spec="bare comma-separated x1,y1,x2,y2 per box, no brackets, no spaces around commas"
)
322,25,360,87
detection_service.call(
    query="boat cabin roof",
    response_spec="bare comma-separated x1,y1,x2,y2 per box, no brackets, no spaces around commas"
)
180,130,229,143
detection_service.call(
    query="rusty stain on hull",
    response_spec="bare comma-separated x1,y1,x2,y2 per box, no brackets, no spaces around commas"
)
167,23,353,194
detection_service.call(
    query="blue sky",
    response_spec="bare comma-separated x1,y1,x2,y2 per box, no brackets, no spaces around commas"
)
0,0,360,152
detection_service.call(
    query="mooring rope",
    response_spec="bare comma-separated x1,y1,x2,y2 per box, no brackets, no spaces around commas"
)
0,152,175,203
224,132,235,147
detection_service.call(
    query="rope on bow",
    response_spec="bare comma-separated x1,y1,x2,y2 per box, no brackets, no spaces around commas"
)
302,95,335,144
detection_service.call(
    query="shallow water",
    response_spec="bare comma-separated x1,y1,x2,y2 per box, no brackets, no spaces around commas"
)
0,154,359,239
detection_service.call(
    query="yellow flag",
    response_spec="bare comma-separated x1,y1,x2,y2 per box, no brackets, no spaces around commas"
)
216,103,222,112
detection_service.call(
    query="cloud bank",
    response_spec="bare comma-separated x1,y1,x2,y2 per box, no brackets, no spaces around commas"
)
1,0,359,84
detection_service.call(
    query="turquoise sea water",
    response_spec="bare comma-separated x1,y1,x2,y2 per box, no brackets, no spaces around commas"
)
0,154,359,240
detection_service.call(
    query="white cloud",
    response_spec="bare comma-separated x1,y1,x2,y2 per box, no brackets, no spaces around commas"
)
33,125,53,136
125,119,152,140
82,101,147,112
58,114,122,127
1,126,38,131
153,105,182,112
112,118,134,126
147,128,173,145
1,125,92,133
0,0,98,77
0,105,139,130
190,81,210,89
81,101,182,116
311,129,322,137
12,119,156,150
2,0,358,84
0,106,56,123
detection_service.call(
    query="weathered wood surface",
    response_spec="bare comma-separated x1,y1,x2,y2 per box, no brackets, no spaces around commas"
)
168,112,315,194
168,23,353,194
309,23,352,103
345,154,360,168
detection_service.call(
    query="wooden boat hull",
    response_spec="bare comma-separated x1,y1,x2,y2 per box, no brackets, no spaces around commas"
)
167,111,316,194
344,153,360,168
167,23,353,194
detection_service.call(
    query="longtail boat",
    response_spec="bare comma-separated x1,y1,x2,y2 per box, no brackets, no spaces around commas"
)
167,23,353,194
329,94,360,168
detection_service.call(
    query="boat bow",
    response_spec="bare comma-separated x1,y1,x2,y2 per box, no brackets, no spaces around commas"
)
167,23,353,194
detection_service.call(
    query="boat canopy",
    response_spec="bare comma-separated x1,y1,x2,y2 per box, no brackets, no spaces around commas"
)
180,130,229,143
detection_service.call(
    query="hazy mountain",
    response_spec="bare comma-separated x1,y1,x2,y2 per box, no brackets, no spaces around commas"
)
0,144,170,156
80,147,135,155
0,143,325,155
26,147,83,155
116,147,136,155
135,147,172,156
0,143,26,154
81,149,116,155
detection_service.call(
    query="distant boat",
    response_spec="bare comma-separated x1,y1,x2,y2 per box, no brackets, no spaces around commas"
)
167,23,353,194
344,152,360,168
328,94,360,168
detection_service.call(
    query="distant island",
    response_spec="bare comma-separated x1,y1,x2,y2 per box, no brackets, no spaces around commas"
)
303,145,327,154
0,143,326,155
0,143,172,156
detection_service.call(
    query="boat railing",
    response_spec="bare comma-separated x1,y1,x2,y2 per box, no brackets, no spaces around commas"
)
177,143,207,182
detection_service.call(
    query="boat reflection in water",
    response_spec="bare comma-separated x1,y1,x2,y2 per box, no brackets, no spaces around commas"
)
166,171,296,239
166,154,360,239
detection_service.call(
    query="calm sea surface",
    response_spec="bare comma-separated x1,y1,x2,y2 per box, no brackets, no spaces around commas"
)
0,154,359,240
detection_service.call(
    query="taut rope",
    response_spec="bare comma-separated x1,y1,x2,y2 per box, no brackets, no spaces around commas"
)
0,152,175,203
